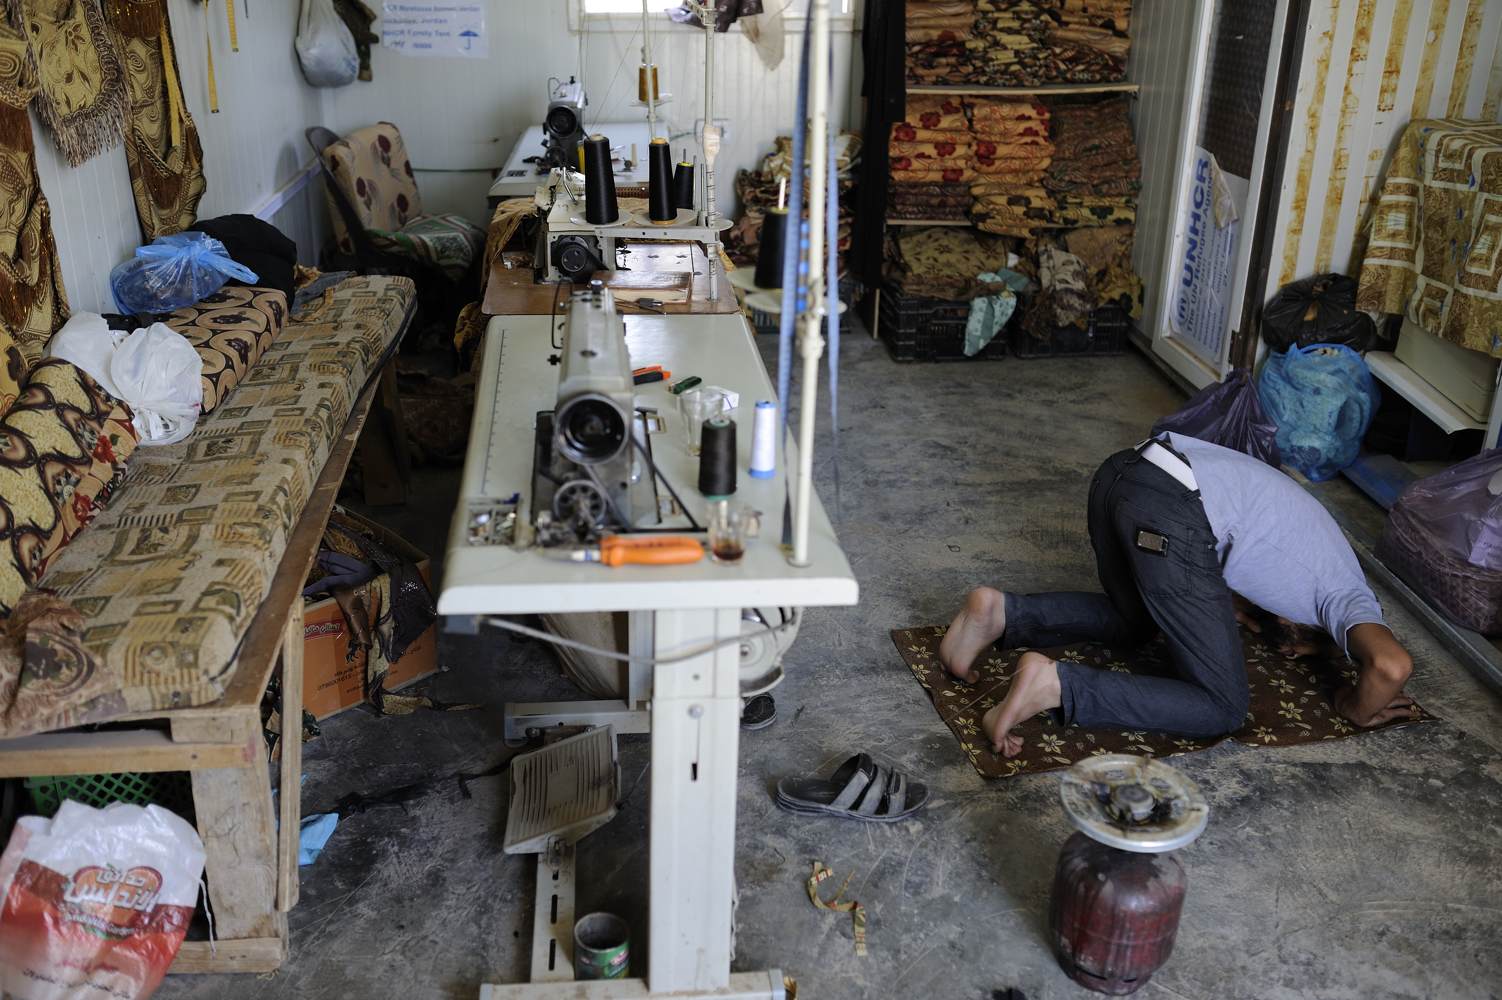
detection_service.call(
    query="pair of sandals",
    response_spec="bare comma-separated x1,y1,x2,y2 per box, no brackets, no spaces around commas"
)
775,752,929,823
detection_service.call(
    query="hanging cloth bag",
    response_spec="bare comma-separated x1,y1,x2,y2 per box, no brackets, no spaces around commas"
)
296,0,359,88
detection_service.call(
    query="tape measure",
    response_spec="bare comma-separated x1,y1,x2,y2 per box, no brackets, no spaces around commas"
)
1058,754,1209,854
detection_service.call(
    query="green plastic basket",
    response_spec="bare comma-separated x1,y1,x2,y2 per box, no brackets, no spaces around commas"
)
23,771,195,821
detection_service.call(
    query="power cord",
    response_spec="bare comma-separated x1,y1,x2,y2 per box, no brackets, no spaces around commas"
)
481,608,801,667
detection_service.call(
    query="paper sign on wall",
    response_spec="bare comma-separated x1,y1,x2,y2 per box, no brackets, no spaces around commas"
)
1170,147,1245,368
382,2,487,58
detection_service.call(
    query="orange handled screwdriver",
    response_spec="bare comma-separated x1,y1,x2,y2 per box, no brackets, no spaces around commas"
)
556,535,705,566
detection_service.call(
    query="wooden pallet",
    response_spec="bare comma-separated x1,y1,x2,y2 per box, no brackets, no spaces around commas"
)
0,352,408,975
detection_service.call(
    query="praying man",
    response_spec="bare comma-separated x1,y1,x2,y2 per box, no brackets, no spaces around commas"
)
939,434,1416,758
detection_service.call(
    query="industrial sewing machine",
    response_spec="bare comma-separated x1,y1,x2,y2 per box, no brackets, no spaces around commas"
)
542,76,588,170
517,284,798,692
532,168,733,288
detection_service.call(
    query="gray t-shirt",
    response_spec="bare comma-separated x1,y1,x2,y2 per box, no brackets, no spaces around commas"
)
1166,433,1384,653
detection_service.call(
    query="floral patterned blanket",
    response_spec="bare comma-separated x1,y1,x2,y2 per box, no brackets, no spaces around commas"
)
891,624,1434,780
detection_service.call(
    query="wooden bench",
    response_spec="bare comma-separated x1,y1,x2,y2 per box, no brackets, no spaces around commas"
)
0,354,409,974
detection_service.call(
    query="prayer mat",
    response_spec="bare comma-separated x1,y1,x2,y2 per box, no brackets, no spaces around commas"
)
0,6,70,365
6,0,127,166
891,625,1435,780
104,0,205,240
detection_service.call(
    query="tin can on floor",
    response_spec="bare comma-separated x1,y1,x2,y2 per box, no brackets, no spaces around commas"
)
573,912,630,980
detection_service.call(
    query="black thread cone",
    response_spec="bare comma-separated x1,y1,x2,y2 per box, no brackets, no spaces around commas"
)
754,208,788,291
582,134,619,225
672,160,695,210
698,417,737,498
648,138,676,222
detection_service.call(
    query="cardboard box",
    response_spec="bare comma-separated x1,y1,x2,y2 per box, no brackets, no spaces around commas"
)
1394,317,1499,423
302,509,440,720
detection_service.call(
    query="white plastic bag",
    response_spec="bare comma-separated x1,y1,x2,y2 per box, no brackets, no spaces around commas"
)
47,312,127,399
48,319,202,446
0,802,206,1000
110,324,204,446
296,0,360,87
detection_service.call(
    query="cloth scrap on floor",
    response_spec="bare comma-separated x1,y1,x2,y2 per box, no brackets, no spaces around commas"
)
891,624,1435,780
299,812,339,866
807,861,867,957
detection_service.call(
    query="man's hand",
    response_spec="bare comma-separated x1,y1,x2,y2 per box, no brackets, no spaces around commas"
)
1338,623,1416,727
1333,684,1415,727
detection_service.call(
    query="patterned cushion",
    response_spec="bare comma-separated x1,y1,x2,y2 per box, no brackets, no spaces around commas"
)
368,213,484,282
0,359,139,617
162,285,287,413
321,122,423,256
0,277,415,737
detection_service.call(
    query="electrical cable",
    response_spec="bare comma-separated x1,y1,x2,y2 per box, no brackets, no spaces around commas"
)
481,608,802,667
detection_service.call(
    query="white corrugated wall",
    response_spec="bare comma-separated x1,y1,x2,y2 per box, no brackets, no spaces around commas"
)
35,0,331,314
1266,0,1502,297
321,2,857,223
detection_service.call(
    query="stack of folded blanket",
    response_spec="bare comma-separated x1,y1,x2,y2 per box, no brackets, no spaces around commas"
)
906,1,979,84
884,224,1014,299
1046,0,1132,82
728,133,862,267
1045,98,1140,228
968,99,1055,237
888,94,975,185
905,0,1133,87
964,1,1052,87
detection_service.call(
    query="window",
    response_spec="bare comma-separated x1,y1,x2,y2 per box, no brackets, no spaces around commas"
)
581,1,853,16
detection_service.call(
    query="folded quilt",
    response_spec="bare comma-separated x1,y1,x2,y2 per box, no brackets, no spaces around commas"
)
889,139,974,159
0,276,416,738
891,124,973,143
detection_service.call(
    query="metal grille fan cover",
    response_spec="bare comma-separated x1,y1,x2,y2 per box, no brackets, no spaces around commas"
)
504,727,620,855
1059,754,1209,853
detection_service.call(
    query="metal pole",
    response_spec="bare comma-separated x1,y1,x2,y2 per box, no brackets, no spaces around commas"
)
791,0,829,567
700,0,721,300
641,0,657,139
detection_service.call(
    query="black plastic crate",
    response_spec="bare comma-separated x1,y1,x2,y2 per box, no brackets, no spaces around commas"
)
1009,305,1130,359
879,285,1008,362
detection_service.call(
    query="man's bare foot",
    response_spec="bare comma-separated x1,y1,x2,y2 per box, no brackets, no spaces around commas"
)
939,587,1007,685
981,651,1062,758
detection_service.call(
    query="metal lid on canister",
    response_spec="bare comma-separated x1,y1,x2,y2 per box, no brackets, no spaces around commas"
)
1058,754,1209,854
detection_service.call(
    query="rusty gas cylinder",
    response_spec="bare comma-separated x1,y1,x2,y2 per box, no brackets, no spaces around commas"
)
1048,756,1208,996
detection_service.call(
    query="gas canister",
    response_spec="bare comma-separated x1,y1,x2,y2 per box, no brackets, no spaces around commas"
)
1048,755,1209,995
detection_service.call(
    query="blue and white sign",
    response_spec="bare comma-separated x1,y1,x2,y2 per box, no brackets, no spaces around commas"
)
1171,147,1244,366
382,2,487,58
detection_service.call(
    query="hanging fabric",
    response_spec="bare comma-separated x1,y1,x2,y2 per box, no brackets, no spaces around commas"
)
740,0,786,70
3,0,127,167
852,0,905,286
103,0,206,240
333,0,377,82
0,6,71,366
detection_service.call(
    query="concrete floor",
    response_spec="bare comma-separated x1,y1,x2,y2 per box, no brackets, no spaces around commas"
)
159,328,1502,1000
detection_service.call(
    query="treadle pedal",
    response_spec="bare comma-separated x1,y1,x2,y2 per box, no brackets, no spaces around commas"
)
504,726,620,855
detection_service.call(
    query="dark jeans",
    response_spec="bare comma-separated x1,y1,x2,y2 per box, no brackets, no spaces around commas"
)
1004,448,1249,738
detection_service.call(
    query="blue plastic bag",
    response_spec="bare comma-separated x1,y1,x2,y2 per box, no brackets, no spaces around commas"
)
1257,343,1379,482
109,232,259,314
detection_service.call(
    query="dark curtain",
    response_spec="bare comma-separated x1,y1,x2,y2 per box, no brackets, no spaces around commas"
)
852,0,906,287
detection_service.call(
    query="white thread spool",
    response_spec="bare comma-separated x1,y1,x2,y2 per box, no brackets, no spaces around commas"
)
749,400,777,479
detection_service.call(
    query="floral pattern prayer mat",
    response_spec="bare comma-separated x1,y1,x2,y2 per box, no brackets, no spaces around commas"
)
891,625,1436,780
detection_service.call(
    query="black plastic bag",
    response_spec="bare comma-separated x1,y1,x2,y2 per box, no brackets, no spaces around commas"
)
1150,368,1282,467
1262,273,1376,352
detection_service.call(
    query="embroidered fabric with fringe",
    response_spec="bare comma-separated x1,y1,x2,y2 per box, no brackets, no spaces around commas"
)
102,0,205,239
3,0,127,166
0,5,70,363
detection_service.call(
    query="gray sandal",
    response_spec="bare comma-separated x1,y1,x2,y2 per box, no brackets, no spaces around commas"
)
775,753,929,822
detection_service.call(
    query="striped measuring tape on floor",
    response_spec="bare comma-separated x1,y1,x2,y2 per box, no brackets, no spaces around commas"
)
807,861,867,957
